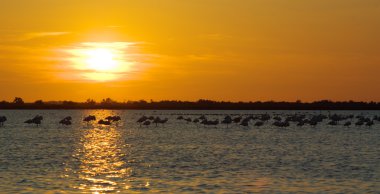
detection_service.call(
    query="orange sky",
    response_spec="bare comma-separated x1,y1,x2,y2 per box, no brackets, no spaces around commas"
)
0,0,379,102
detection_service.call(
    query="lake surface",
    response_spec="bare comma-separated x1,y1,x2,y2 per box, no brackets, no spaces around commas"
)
0,110,379,193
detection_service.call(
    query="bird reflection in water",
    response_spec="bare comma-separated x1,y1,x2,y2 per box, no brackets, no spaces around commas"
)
73,118,132,193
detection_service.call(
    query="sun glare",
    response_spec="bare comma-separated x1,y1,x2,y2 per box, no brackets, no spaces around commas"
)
85,48,117,71
67,42,134,81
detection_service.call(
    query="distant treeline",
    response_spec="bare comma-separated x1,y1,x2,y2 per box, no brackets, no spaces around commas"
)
0,97,380,110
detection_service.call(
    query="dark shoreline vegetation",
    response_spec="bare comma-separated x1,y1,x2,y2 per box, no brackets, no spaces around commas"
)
1,97,380,110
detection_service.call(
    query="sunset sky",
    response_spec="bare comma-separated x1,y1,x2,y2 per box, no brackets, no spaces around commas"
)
0,0,379,102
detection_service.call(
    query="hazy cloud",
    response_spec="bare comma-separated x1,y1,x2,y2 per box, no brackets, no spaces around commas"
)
22,31,71,41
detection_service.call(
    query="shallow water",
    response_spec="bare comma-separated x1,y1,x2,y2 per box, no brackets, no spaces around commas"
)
0,110,379,193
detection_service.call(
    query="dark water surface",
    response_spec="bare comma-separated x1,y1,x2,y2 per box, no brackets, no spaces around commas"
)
0,110,379,193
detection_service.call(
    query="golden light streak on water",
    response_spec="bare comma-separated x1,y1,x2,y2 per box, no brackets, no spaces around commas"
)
73,110,131,193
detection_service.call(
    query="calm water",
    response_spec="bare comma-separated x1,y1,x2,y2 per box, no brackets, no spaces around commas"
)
0,110,379,193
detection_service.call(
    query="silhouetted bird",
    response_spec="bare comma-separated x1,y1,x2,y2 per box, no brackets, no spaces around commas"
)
59,116,72,126
344,121,351,127
233,116,242,124
328,121,338,126
98,120,111,126
222,116,232,128
34,119,42,126
184,118,192,123
260,114,271,122
366,120,374,127
209,119,219,126
254,121,264,127
355,121,364,126
240,117,251,127
152,117,169,127
60,120,72,126
25,115,43,126
297,122,305,127
106,116,121,122
240,120,249,127
143,120,151,127
329,114,343,123
159,118,169,125
309,121,318,127
199,115,207,120
83,115,96,123
201,119,219,127
63,116,72,121
153,117,161,127
137,116,148,126
273,121,289,128
0,116,7,126
24,119,33,124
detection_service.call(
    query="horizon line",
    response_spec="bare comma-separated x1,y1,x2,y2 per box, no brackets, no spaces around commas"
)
1,98,380,104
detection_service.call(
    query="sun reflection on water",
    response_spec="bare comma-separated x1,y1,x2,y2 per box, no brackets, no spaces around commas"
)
71,111,132,193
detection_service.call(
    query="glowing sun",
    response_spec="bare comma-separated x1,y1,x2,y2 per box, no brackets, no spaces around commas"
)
85,48,118,72
67,42,134,81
